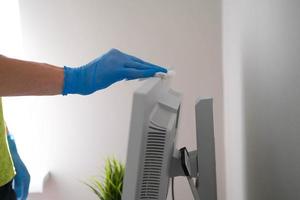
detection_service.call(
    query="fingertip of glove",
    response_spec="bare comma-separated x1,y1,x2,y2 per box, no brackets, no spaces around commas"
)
161,67,168,73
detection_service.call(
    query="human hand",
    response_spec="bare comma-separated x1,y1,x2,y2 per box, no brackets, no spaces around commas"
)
62,49,167,95
7,133,30,200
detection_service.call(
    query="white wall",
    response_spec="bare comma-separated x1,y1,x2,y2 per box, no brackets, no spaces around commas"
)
222,1,246,199
223,0,300,200
12,0,224,199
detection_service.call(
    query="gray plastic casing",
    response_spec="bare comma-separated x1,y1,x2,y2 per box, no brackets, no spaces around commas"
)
196,98,217,200
122,78,181,200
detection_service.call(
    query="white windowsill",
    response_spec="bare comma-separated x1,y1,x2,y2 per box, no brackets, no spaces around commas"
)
29,171,50,194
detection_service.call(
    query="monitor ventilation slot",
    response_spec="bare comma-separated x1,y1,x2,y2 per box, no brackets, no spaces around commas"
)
140,121,167,199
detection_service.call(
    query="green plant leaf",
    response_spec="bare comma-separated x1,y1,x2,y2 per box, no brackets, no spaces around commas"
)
84,157,125,200
82,182,104,200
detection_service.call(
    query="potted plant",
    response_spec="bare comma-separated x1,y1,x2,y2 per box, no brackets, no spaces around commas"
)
85,157,125,200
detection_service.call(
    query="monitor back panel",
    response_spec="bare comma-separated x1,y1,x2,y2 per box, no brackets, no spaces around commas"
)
122,78,181,200
195,98,217,200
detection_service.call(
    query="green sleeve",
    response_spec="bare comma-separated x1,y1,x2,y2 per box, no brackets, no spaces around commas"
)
0,98,15,186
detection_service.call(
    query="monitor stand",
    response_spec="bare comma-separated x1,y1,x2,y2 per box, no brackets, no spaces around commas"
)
170,148,200,200
170,98,217,200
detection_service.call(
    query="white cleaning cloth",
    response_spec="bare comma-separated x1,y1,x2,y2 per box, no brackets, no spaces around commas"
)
138,69,175,81
154,70,176,79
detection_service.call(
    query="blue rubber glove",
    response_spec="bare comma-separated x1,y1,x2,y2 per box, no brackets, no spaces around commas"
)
7,133,30,200
63,48,167,95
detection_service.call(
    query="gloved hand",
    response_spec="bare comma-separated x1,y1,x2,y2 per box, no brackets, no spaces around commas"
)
7,133,30,200
63,48,167,95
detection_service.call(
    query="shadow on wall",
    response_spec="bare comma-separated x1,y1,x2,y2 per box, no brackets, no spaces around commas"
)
242,1,300,200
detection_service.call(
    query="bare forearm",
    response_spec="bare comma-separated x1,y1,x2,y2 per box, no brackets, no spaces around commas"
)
0,55,64,96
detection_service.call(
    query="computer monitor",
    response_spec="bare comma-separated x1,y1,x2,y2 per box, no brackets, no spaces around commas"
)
121,78,217,200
